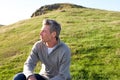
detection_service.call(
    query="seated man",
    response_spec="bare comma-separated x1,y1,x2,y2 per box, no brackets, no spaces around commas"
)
13,19,71,80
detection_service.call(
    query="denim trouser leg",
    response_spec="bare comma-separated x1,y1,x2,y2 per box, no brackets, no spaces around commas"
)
13,73,46,80
13,73,26,80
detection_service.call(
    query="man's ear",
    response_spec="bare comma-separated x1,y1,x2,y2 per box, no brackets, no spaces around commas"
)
52,31,56,38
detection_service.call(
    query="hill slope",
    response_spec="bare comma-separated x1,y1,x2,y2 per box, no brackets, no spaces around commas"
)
0,3,120,80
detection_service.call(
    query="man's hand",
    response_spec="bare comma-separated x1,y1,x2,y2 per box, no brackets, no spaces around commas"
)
28,75,37,80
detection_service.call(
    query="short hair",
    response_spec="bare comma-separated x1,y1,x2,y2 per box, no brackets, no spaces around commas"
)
42,19,61,40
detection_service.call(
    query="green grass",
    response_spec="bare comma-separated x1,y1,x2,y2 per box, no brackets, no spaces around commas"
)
0,6,120,80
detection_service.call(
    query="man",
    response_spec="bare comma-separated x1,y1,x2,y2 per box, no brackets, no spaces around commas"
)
13,19,71,80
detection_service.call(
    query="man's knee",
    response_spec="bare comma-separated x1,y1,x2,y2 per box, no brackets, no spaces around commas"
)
13,73,26,80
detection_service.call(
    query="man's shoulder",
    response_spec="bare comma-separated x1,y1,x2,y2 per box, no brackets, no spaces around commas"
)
58,41,71,56
59,41,70,51
33,40,44,47
32,40,46,51
35,40,42,44
60,41,69,48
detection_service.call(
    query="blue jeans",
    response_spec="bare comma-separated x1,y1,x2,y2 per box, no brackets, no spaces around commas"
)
13,73,46,80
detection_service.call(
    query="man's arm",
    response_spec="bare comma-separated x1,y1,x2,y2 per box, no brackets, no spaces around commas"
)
23,42,39,79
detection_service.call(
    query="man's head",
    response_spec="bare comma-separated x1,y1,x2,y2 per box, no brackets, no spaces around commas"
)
40,19,61,42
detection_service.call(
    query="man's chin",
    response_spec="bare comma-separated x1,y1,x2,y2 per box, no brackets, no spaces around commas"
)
40,38,43,41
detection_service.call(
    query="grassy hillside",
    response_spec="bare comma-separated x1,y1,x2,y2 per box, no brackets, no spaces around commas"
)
0,4,120,80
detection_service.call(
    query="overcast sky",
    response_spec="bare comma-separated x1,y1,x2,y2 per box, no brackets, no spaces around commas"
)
0,0,120,25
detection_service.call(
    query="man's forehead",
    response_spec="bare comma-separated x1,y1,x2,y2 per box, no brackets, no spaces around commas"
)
41,25,50,30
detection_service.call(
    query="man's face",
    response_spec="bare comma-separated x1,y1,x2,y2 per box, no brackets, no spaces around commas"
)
40,25,53,42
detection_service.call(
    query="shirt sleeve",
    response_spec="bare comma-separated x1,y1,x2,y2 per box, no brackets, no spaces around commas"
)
23,42,39,78
50,48,71,80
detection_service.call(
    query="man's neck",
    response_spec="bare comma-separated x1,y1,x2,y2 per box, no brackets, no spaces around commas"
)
46,39,58,48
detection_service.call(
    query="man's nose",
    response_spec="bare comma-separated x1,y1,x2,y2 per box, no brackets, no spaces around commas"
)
40,31,42,35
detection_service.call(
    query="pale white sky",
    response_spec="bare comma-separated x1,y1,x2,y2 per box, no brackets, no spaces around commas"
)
0,0,120,25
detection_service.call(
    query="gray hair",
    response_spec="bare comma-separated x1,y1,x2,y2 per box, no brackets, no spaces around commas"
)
42,19,61,40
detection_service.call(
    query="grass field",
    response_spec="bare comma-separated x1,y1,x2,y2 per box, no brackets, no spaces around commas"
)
0,4,120,80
